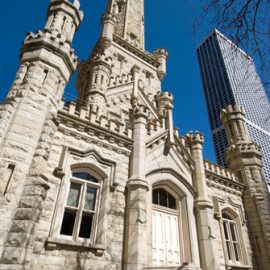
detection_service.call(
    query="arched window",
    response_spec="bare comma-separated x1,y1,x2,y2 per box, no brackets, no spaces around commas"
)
222,212,242,263
152,188,176,209
60,171,100,242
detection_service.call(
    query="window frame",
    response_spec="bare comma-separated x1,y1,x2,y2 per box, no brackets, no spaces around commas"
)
60,172,101,243
58,169,102,245
220,210,246,267
152,187,177,212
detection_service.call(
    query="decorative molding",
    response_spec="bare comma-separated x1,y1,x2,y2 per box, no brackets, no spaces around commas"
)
146,168,196,197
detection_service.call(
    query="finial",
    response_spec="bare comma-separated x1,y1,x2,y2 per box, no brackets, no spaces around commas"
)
73,0,80,9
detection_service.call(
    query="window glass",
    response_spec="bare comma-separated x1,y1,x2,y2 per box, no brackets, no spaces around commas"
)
159,188,167,207
222,212,242,263
234,243,240,261
60,170,101,241
152,188,176,209
84,187,97,210
230,223,237,241
67,183,81,207
72,172,97,182
222,212,233,220
168,193,176,209
60,210,76,236
79,213,93,238
223,222,229,240
153,189,159,205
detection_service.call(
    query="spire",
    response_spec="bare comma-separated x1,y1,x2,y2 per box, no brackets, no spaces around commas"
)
106,0,145,49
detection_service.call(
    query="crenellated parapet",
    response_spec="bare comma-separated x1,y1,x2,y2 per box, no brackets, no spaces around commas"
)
221,105,263,168
61,101,133,140
108,73,134,88
204,160,238,181
131,104,150,121
220,104,250,145
156,91,174,116
185,131,204,147
45,0,83,43
22,30,79,81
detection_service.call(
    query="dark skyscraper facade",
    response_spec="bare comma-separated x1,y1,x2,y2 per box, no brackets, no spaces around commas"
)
197,29,270,185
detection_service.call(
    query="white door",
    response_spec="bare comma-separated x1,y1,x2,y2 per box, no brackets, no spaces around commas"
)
152,209,181,266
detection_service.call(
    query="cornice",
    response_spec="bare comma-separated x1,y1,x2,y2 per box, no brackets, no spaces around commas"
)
206,170,245,196
57,109,133,156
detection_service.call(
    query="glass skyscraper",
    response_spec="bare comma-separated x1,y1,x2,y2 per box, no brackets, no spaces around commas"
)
197,29,270,185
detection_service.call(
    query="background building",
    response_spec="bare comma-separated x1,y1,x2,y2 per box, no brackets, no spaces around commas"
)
197,29,270,185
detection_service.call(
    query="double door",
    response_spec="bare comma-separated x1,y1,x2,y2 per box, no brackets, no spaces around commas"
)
152,209,181,266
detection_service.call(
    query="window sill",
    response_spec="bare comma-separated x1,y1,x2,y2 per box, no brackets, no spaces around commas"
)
226,264,253,270
46,237,105,256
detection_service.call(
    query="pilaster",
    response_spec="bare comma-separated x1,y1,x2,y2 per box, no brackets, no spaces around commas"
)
186,131,220,270
124,104,149,270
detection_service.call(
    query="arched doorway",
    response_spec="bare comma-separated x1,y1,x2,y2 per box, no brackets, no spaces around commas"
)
152,187,181,266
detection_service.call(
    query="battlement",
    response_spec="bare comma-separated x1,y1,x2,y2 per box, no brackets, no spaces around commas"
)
153,48,169,59
91,54,113,66
146,118,166,137
156,91,174,101
23,31,79,67
49,0,84,22
61,101,133,139
133,104,150,119
220,104,246,119
226,142,262,155
108,73,134,88
204,160,237,181
185,131,204,145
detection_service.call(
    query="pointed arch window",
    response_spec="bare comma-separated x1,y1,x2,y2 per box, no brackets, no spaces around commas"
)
152,188,176,209
60,171,100,242
222,212,242,264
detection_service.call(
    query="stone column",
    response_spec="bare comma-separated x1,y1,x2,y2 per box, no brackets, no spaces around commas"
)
124,105,149,270
186,132,220,270
221,105,270,269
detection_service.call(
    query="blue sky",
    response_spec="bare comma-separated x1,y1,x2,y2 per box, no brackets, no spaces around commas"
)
0,0,216,161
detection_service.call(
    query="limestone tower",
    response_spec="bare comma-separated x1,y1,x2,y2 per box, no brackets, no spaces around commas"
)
221,105,270,269
0,0,83,268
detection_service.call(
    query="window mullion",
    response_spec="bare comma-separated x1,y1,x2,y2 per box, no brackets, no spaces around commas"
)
228,221,236,262
74,182,85,240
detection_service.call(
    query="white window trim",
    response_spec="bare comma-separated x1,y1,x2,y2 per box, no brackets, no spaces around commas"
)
59,172,102,244
220,210,249,268
47,166,106,253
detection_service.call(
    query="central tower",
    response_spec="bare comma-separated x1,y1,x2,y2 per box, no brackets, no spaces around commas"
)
107,0,145,49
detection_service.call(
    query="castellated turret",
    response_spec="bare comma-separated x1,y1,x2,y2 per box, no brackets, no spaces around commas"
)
44,0,83,43
221,105,262,167
221,104,270,269
0,1,83,268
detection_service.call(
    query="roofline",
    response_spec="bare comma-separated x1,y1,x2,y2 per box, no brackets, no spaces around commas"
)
196,28,252,60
